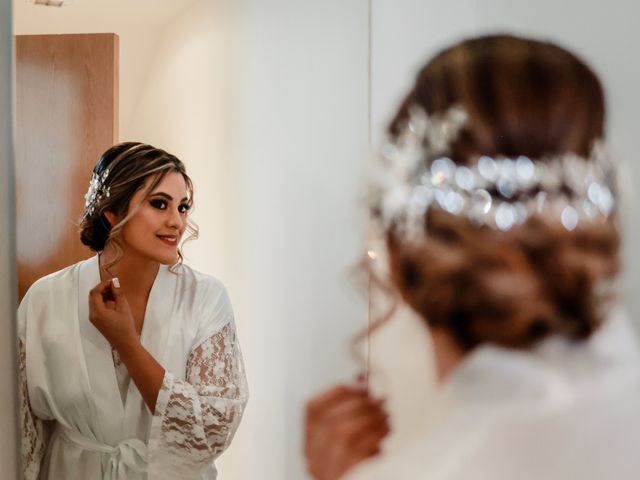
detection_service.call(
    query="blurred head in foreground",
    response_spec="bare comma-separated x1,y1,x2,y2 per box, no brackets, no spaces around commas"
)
305,35,627,480
371,34,619,353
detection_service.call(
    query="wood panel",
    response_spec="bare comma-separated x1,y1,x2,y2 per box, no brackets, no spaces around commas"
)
15,33,119,300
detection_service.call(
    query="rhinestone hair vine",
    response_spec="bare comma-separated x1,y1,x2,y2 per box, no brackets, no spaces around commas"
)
83,168,110,219
369,104,617,244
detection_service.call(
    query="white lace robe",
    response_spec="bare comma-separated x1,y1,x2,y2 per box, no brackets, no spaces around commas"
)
18,256,248,479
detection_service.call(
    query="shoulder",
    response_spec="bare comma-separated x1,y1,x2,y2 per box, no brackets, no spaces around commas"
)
175,263,234,324
20,260,84,308
18,259,86,339
176,263,230,300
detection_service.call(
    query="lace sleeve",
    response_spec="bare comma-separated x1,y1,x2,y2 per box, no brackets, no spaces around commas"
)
148,321,248,475
19,339,52,480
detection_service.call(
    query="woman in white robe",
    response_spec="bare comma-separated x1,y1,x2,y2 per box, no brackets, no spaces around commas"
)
304,35,640,480
19,142,248,479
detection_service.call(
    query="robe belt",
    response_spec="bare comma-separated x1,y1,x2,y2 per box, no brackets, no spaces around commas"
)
60,427,148,480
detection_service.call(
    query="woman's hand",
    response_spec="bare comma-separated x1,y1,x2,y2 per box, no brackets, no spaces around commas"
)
304,384,390,480
88,278,139,353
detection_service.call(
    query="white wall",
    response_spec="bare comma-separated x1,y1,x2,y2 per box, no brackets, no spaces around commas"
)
129,1,370,478
0,0,19,476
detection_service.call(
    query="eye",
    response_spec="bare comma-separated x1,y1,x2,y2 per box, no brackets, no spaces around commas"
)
149,199,168,210
178,203,191,214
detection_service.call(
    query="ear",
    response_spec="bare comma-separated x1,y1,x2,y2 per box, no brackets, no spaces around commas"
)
103,211,118,227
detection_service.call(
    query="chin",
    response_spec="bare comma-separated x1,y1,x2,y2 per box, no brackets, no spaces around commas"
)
152,250,179,266
159,255,179,265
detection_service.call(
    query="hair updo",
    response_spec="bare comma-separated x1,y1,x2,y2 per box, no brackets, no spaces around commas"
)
382,35,619,351
79,142,198,270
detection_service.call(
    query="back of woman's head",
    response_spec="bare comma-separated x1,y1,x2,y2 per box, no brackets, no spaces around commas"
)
380,34,619,351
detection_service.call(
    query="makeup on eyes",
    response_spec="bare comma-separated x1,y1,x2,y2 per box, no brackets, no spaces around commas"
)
148,192,191,212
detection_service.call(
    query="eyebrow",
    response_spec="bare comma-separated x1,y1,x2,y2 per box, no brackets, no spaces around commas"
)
149,192,189,202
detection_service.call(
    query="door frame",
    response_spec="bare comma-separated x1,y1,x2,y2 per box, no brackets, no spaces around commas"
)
0,0,20,476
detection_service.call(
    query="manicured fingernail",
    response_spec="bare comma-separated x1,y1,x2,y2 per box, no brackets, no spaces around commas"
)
112,277,120,288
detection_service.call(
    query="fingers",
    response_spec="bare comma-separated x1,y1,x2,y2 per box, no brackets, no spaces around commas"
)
89,279,112,298
322,394,384,422
306,385,387,435
306,384,367,418
89,278,129,312
88,279,113,314
350,410,390,452
326,399,389,446
107,278,132,313
304,386,390,480
344,427,389,472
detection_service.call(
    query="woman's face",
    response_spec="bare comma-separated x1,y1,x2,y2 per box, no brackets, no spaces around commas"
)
118,171,190,265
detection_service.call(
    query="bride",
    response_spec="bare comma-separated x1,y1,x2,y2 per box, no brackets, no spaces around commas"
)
305,34,640,480
19,142,248,479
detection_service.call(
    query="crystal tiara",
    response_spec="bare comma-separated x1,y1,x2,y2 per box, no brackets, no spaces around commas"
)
369,104,617,243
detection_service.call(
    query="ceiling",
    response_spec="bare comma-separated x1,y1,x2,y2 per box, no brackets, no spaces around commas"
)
14,0,202,32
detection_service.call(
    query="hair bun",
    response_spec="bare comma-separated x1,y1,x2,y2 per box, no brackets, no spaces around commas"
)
80,213,111,252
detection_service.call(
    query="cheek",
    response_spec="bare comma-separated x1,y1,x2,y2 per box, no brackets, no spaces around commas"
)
122,212,159,240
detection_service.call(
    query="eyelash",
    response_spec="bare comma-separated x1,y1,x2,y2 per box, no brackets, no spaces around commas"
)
149,199,191,214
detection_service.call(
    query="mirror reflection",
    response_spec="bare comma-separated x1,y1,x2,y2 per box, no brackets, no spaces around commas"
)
12,1,640,480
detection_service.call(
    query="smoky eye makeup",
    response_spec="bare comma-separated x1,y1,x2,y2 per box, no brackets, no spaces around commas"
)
149,198,168,210
148,193,191,213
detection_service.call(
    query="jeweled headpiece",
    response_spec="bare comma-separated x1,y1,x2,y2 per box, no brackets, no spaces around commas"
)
82,168,110,219
369,104,617,243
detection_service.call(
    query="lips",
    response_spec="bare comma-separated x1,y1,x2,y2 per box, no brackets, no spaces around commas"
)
157,234,179,247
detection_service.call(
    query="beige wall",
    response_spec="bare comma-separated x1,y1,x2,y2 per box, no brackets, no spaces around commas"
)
0,0,19,476
129,1,370,478
13,0,197,138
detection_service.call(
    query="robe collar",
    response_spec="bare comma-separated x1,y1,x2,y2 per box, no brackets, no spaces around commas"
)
77,255,176,443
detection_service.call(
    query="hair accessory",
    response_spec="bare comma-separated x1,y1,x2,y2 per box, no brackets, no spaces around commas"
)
370,104,617,243
83,168,110,218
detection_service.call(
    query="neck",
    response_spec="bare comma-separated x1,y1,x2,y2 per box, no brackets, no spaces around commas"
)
98,244,160,299
430,327,466,383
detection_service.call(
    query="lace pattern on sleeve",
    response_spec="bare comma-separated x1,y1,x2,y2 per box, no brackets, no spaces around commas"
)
19,339,52,480
149,321,248,474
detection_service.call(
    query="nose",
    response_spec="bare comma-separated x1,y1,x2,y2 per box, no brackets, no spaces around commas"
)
166,205,184,230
